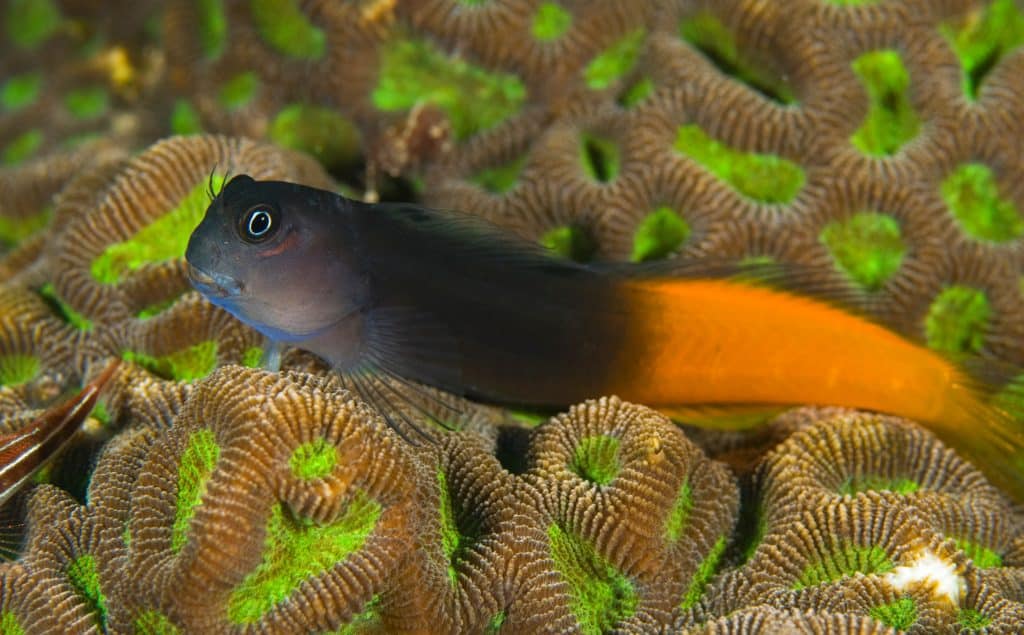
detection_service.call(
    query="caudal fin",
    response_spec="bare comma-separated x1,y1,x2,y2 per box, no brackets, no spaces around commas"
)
936,377,1024,503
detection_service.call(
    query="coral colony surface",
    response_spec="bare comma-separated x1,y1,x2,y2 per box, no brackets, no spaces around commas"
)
1,0,1024,633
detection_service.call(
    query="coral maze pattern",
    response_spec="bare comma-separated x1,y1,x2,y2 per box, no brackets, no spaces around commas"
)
1,0,1024,632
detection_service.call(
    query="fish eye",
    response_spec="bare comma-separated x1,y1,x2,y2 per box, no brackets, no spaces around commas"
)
239,205,278,243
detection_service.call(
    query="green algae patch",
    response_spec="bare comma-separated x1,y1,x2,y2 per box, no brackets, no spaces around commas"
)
134,610,180,635
437,468,481,586
869,597,917,631
66,554,107,629
91,175,226,285
227,491,381,625
940,0,1024,100
0,354,39,388
942,163,1023,243
584,29,645,90
837,475,919,496
472,156,526,194
508,409,548,427
664,480,693,543
32,463,53,485
0,611,24,635
64,87,109,119
532,2,571,41
172,429,220,553
924,285,990,355
38,283,92,331
170,99,203,135
956,539,1002,569
250,0,326,59
793,545,894,589
737,507,768,564
580,133,619,183
679,12,796,104
373,36,526,140
91,400,111,427
618,76,654,108
5,0,62,50
1,73,42,111
198,0,227,59
123,341,218,382
3,129,43,166
242,346,264,368
219,72,259,110
269,104,360,168
438,469,459,585
570,435,621,486
63,132,103,150
850,50,920,157
485,611,506,634
548,523,637,634
680,535,726,610
0,207,51,246
540,225,597,262
335,596,382,635
289,438,337,481
957,608,992,631
820,212,905,291
674,124,805,203
137,298,178,320
632,205,690,262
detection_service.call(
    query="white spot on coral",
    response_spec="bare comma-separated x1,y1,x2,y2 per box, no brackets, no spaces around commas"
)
884,549,964,604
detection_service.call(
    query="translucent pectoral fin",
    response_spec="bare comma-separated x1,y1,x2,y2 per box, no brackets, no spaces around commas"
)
260,340,284,372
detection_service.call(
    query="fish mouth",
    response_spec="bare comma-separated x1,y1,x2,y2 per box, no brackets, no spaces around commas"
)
187,264,243,299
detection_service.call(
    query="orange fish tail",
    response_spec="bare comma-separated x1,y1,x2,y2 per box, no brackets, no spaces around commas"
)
611,277,1024,501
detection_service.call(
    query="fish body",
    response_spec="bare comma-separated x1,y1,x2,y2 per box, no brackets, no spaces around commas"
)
185,176,1024,497
187,176,628,404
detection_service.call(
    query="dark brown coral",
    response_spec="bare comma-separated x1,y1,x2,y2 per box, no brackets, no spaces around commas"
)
370,433,516,632
688,605,898,634
706,495,972,632
163,0,374,160
0,561,39,635
521,396,739,630
754,409,1011,528
16,485,115,633
0,287,77,407
98,366,420,633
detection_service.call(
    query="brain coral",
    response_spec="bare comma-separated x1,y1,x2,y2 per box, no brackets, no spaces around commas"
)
86,366,421,633
0,0,1023,633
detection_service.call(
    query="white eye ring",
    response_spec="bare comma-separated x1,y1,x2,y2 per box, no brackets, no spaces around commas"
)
247,209,273,237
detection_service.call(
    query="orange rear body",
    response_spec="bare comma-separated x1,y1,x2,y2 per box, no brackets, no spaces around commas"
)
611,278,974,428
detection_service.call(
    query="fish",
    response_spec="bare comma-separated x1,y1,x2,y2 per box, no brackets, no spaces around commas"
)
185,175,1024,499
0,359,120,559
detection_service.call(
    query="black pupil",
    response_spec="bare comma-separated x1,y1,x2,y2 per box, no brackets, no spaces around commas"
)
248,210,271,236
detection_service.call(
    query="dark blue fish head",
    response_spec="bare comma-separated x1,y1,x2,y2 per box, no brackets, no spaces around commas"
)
185,174,368,342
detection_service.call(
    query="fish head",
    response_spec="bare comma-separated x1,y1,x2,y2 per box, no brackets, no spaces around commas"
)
185,174,366,342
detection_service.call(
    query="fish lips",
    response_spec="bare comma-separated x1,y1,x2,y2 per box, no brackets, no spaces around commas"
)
187,264,243,299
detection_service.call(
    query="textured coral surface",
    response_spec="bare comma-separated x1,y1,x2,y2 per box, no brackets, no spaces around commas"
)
1,0,1024,632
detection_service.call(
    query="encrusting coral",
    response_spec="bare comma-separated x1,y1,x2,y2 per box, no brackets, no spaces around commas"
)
68,366,418,633
687,606,898,635
754,409,1012,525
1,0,1024,632
521,396,739,631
